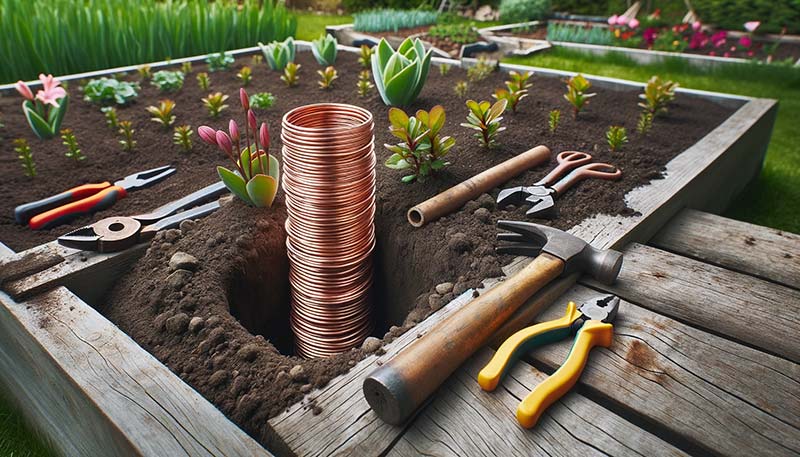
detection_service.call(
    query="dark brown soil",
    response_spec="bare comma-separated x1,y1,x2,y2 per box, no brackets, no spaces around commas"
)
2,50,734,449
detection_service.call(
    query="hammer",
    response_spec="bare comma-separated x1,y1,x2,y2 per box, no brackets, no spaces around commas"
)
363,221,623,424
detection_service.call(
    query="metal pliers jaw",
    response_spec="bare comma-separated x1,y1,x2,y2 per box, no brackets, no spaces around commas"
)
58,216,143,253
478,295,620,429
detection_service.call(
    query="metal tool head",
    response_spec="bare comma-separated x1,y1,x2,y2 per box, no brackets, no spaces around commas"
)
497,185,552,208
525,194,556,218
578,295,620,323
58,216,142,253
115,165,176,192
496,220,623,285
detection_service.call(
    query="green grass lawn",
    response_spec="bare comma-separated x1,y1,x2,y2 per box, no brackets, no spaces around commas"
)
507,49,800,234
0,389,53,457
295,11,353,41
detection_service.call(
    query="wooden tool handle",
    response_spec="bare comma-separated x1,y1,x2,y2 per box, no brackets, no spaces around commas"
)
363,253,565,424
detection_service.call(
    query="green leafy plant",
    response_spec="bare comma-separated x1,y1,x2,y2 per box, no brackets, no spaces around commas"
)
101,106,119,129
546,23,614,46
13,138,36,177
358,44,374,68
499,0,550,22
311,33,338,66
637,111,653,135
202,92,229,118
549,109,560,133
137,64,152,80
467,56,495,83
83,77,139,105
639,76,679,117
427,23,479,45
249,92,276,109
181,61,192,75
454,80,468,98
173,125,193,152
206,52,234,71
564,74,596,119
60,128,85,161
353,9,438,33
317,66,338,89
281,62,300,87
493,70,532,113
461,99,507,148
146,99,176,129
606,126,629,152
118,120,136,151
384,105,455,183
15,74,69,139
237,66,253,86
259,37,295,71
198,88,280,207
357,70,374,97
371,38,432,107
439,63,451,76
197,72,210,90
151,70,184,92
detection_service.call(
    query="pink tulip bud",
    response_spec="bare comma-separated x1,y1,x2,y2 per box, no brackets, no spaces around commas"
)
628,18,640,29
616,15,628,25
15,81,34,100
240,88,250,111
692,21,702,31
197,126,218,145
229,120,240,142
247,109,257,131
216,130,233,155
259,122,270,150
608,15,618,25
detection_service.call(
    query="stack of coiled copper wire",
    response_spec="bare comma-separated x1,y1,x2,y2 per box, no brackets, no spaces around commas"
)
281,103,376,358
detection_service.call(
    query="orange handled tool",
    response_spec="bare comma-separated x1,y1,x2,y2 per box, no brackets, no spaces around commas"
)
14,165,175,230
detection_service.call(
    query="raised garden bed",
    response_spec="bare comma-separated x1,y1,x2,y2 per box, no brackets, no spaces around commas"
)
0,43,778,455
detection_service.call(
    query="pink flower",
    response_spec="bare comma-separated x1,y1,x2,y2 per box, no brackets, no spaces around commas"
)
239,88,249,111
692,21,702,31
215,130,233,155
689,32,709,50
628,18,640,29
259,122,270,150
738,35,752,48
35,74,66,108
15,81,34,100
723,52,731,58
247,109,257,131
709,51,716,56
197,126,218,145
730,45,736,51
747,50,754,57
643,28,658,46
744,21,760,33
616,15,628,25
229,120,240,143
711,30,727,48
608,15,618,25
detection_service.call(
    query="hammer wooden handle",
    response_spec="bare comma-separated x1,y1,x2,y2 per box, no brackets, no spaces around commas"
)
363,253,565,424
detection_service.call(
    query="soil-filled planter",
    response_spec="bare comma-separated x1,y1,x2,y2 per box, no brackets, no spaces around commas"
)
0,44,778,456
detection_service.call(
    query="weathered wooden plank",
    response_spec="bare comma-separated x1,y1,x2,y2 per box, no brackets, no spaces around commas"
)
388,348,688,457
525,284,800,456
0,241,269,457
651,209,800,290
586,242,800,362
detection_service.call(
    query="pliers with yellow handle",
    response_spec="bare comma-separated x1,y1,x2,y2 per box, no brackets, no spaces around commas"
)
478,295,619,429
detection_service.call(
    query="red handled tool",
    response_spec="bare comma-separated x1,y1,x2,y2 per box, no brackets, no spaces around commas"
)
14,165,175,230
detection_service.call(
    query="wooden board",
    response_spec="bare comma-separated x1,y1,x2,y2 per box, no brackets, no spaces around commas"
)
0,243,269,457
651,209,800,290
586,242,800,363
526,284,800,456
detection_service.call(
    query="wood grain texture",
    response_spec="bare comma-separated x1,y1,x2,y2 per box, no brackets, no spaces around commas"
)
526,285,800,456
651,209,800,290
388,348,687,457
587,242,800,362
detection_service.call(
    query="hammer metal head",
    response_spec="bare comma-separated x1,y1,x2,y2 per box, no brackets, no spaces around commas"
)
496,220,623,285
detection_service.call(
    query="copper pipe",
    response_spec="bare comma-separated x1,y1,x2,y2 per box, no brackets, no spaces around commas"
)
282,103,376,358
407,145,551,227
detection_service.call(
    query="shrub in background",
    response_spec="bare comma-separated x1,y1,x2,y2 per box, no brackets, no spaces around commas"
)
499,0,551,23
354,9,439,33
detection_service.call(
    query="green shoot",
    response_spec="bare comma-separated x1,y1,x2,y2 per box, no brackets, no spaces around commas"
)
61,128,85,161
606,126,629,152
358,44,374,68
637,112,653,135
548,109,560,133
237,66,253,86
197,72,210,90
101,106,119,129
146,99,176,128
181,61,192,75
251,54,263,66
202,92,229,118
461,99,507,148
206,52,234,71
13,138,36,177
384,105,455,183
137,64,152,80
249,92,276,109
454,80,468,98
357,70,373,97
439,63,451,76
118,121,136,151
564,74,596,119
467,57,495,83
173,125,193,152
493,70,532,113
639,75,679,117
317,66,338,90
281,62,300,87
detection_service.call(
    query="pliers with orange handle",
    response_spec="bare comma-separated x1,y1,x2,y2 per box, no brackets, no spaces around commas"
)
478,295,619,429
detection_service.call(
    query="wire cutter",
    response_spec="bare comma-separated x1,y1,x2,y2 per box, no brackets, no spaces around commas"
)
57,181,228,253
478,295,619,429
496,151,621,218
14,165,176,230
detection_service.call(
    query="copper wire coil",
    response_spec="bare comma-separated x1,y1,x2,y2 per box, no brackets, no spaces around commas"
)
282,103,376,358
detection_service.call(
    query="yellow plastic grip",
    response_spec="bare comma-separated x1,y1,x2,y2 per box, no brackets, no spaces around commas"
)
516,320,614,429
478,302,582,392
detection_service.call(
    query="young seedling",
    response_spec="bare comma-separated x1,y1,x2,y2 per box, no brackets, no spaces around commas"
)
101,106,119,129
357,70,374,97
454,80,468,98
637,111,653,135
548,109,561,133
259,37,295,71
146,99,177,129
249,92,276,109
151,70,184,92
358,44,374,68
461,99,507,148
181,61,192,75
439,63,451,76
639,75,678,117
467,56,495,83
61,128,85,161
372,38,432,107
197,72,211,90
202,92,229,118
237,66,253,86
564,74,596,119
281,62,300,87
311,33,338,66
251,54,263,66
317,66,338,90
118,121,136,151
206,52,234,71
137,64,152,80
13,138,36,177
83,77,139,105
384,105,455,183
606,126,628,152
173,125,193,152
493,70,532,113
